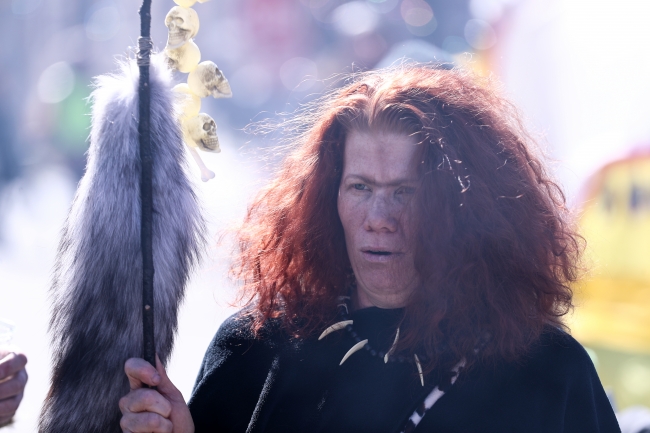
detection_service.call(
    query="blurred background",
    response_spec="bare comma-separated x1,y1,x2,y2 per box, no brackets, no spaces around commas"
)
1,0,649,431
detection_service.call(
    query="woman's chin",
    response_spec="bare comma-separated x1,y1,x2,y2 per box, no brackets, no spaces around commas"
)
354,279,413,309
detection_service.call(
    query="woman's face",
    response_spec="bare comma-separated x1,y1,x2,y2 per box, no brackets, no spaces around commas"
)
338,129,421,309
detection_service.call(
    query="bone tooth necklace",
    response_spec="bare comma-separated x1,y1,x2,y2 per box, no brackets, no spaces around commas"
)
414,354,424,386
321,296,426,386
384,327,399,363
318,321,353,340
339,339,369,365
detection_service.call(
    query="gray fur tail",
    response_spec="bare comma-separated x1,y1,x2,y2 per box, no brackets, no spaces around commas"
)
39,54,206,433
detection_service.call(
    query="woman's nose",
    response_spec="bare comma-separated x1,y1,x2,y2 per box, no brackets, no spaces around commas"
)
363,194,398,233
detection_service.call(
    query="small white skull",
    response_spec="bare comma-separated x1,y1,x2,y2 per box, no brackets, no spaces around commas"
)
173,0,196,7
186,113,220,153
165,6,200,50
187,61,233,99
172,83,201,119
165,40,201,73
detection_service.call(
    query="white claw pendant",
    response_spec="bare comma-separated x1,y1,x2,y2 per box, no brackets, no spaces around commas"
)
414,354,424,386
340,339,368,365
384,327,400,363
318,320,353,341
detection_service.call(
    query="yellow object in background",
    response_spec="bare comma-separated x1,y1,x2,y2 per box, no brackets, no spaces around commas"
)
571,151,650,409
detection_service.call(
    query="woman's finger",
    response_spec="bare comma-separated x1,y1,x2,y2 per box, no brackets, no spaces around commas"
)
119,388,172,418
153,354,184,404
124,358,161,390
0,353,27,381
120,411,173,433
0,393,22,418
0,369,27,400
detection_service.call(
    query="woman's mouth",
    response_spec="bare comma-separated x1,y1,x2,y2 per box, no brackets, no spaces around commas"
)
366,250,392,256
361,249,401,262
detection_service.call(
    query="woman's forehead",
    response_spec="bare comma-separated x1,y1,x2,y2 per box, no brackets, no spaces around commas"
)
342,129,422,182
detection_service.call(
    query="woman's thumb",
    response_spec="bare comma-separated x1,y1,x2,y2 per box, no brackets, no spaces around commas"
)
154,354,182,401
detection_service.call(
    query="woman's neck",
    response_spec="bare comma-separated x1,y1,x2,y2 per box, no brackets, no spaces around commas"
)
352,286,409,310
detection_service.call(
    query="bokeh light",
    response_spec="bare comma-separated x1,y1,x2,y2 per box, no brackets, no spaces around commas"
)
400,0,434,27
464,19,497,50
620,358,650,398
366,0,399,14
401,0,436,37
37,62,75,104
85,3,121,42
469,0,507,23
332,1,380,36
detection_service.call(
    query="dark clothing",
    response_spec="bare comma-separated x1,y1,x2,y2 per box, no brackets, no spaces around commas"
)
188,307,620,433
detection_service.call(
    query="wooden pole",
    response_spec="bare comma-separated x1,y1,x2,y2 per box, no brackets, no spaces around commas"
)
137,0,156,369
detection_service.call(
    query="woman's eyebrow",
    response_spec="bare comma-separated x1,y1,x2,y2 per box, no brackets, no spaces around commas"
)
344,174,419,187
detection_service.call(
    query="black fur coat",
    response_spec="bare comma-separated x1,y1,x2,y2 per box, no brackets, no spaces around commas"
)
188,307,620,433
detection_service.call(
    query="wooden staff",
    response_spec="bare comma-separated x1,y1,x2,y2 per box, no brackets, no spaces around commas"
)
137,0,156,368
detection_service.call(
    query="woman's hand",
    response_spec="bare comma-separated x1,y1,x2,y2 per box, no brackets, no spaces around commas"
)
0,349,28,426
119,355,194,433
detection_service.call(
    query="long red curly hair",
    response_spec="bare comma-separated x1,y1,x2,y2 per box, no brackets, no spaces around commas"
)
234,65,582,372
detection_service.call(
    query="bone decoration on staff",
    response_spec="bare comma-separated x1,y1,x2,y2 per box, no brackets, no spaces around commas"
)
185,113,220,153
164,0,232,182
172,0,210,7
165,6,199,49
188,61,233,98
173,83,201,119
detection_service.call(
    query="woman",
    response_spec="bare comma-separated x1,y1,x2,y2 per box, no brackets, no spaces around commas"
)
118,66,620,432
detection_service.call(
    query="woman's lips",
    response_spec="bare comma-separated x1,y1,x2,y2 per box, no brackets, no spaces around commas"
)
361,250,402,262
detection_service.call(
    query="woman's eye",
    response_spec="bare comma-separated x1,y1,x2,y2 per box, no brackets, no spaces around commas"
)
396,186,415,195
353,183,367,191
